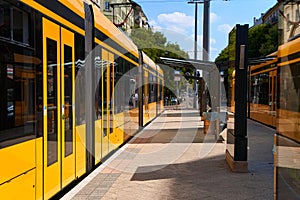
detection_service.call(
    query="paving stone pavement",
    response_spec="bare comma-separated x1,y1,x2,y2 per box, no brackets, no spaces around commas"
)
62,109,274,200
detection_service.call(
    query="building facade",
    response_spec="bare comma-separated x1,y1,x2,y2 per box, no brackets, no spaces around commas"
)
253,2,280,26
281,0,300,42
89,0,149,31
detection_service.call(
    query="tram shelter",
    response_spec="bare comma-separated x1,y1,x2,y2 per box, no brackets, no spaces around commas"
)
159,57,221,143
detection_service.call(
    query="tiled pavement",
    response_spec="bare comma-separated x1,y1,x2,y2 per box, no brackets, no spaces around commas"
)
62,109,274,200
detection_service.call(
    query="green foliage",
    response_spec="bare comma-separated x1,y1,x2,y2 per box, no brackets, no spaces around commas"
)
129,28,190,98
129,28,189,62
214,28,236,63
215,46,229,63
214,24,278,62
258,25,278,56
248,24,278,58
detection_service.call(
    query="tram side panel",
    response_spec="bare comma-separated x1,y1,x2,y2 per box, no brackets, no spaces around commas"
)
0,1,163,199
276,35,300,199
0,1,87,199
142,52,158,125
277,37,300,143
157,66,164,115
148,71,158,121
0,1,41,199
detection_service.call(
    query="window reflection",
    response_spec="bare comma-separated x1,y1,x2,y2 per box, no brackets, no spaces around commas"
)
46,38,58,166
64,44,73,157
0,1,30,45
0,52,39,148
0,1,36,148
250,73,269,105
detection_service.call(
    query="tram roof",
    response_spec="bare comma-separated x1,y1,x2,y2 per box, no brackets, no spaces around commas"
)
248,52,277,65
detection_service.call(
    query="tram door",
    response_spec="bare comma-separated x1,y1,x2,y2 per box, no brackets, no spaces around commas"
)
42,18,75,198
269,70,277,127
101,49,114,158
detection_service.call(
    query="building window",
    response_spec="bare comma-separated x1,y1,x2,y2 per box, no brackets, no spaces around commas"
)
287,13,290,32
104,2,110,12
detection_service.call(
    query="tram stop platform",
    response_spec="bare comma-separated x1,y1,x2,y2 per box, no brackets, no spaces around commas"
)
62,108,274,200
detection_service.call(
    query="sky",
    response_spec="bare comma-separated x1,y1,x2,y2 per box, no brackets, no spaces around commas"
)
133,0,278,61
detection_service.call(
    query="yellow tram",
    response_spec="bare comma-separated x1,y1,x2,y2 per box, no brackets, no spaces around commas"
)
248,36,300,144
0,0,163,199
248,35,300,198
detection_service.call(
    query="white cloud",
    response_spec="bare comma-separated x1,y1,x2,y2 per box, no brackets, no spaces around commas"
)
210,12,218,23
188,34,216,45
210,47,218,54
148,12,219,61
218,24,233,34
148,20,157,27
157,12,194,28
183,34,217,60
149,20,162,31
210,38,216,44
168,25,187,34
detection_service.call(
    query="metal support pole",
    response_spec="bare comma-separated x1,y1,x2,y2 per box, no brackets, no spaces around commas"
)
84,3,95,172
203,0,210,61
201,0,210,117
193,2,198,109
176,80,179,98
194,2,198,61
188,0,210,110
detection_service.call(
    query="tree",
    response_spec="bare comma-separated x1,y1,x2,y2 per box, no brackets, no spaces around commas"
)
129,28,190,99
214,24,278,63
248,24,278,58
129,28,188,62
215,46,229,63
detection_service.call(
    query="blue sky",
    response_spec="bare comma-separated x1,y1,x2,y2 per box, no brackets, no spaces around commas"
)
133,0,278,61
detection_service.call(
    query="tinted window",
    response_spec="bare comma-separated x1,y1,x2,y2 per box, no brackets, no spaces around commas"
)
0,1,30,45
47,38,58,166
64,45,73,157
0,44,37,148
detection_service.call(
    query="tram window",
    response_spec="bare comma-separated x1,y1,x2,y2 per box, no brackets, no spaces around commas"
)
75,34,85,126
103,60,107,137
279,64,300,112
251,73,269,105
0,1,30,45
0,7,3,24
113,58,121,114
47,38,58,166
160,80,163,101
94,46,102,119
110,62,113,134
0,3,10,38
0,60,36,148
64,45,73,157
13,8,29,44
115,58,131,112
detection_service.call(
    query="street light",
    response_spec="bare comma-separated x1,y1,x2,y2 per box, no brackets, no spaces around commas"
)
187,0,210,61
203,0,210,61
187,0,200,60
188,0,200,108
188,0,210,111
